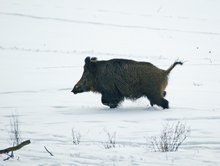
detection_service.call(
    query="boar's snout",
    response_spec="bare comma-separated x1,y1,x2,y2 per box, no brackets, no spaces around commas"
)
71,85,81,94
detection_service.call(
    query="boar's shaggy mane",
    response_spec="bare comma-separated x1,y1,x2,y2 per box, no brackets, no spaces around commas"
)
72,57,183,109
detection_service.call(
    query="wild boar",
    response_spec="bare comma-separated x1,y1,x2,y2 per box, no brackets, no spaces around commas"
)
72,57,182,109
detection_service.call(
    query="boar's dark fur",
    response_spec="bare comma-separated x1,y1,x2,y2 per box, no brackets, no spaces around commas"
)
72,57,183,109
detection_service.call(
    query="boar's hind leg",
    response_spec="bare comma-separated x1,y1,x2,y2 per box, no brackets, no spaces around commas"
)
148,94,169,109
161,98,169,109
101,93,123,108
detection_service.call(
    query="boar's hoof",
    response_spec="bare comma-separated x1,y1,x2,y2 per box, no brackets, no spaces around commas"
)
109,103,118,109
150,101,154,107
102,102,118,108
161,99,169,109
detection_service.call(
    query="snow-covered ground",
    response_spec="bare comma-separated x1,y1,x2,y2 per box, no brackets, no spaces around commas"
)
1,0,220,165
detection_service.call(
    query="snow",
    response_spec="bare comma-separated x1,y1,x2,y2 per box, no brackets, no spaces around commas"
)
0,0,220,165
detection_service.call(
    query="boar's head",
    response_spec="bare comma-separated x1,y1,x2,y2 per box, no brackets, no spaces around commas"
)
72,57,97,94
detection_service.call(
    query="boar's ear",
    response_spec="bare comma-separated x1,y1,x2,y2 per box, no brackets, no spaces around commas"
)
85,56,91,65
91,57,97,62
84,56,97,64
84,56,97,72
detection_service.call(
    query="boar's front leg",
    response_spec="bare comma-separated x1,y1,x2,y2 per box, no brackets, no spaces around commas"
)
101,93,123,108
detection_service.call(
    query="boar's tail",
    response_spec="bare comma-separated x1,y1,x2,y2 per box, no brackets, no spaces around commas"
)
165,61,183,74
